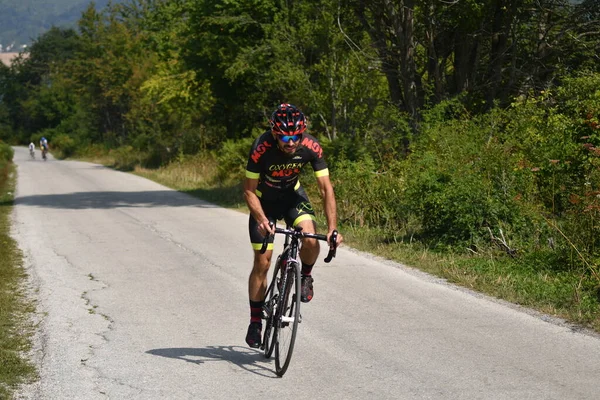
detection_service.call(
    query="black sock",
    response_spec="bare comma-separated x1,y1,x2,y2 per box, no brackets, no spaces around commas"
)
249,300,264,324
301,262,314,277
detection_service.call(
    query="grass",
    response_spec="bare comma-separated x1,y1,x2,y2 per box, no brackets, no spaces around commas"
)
0,161,36,399
133,156,246,210
74,149,600,333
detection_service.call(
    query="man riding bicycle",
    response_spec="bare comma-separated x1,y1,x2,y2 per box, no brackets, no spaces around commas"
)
40,137,48,150
40,137,49,151
244,103,343,348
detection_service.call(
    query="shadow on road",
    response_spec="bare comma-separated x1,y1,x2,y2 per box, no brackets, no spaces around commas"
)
146,345,278,377
7,190,222,210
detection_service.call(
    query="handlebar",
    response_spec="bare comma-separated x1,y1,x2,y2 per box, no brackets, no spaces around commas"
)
260,225,338,263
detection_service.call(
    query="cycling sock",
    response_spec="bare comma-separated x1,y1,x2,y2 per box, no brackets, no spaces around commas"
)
249,300,264,324
301,262,314,277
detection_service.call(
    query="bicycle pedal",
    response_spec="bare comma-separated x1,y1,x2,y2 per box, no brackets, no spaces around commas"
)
261,307,269,319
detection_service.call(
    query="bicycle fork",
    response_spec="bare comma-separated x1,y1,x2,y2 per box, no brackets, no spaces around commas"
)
279,260,302,325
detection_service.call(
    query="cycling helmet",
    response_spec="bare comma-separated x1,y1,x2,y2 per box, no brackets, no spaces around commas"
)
270,103,307,136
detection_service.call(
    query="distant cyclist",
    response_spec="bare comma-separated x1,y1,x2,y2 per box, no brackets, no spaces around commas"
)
40,137,48,151
40,137,49,159
243,103,343,348
28,142,35,159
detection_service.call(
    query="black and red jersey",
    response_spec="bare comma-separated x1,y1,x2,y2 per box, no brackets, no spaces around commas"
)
245,131,329,200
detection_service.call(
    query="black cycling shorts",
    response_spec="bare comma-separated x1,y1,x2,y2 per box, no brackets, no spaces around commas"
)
249,187,316,251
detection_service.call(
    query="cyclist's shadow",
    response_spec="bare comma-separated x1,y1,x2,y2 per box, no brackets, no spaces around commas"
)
146,345,277,377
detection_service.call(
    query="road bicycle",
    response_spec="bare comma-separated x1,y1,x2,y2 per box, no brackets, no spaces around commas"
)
41,148,47,161
259,224,338,377
29,148,35,159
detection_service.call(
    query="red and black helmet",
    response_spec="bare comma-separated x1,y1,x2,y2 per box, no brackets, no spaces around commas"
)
270,103,307,136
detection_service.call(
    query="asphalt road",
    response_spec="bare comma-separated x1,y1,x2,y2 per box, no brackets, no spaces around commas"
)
11,146,600,399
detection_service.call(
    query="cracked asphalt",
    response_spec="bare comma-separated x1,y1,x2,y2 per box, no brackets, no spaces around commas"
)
10,146,600,399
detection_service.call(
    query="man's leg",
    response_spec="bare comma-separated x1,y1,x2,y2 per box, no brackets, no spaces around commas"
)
297,219,319,303
246,248,272,348
249,249,272,302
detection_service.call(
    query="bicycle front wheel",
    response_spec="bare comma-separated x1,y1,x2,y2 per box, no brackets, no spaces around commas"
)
274,262,301,377
262,261,281,359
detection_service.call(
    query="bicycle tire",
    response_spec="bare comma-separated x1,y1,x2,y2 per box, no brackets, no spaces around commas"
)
262,260,281,359
274,261,301,377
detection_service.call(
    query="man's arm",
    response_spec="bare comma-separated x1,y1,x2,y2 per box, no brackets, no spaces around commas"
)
243,177,273,237
315,175,343,245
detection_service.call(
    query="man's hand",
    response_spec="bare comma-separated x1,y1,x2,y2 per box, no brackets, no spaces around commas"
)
327,229,343,248
258,219,275,238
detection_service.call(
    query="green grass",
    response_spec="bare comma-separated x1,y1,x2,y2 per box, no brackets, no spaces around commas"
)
133,157,246,210
75,150,600,333
0,162,36,399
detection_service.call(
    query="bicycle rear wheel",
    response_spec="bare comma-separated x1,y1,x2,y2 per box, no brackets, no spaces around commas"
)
274,262,301,377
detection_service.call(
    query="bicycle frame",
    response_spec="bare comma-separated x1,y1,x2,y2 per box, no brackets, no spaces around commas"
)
261,232,300,361
260,224,338,376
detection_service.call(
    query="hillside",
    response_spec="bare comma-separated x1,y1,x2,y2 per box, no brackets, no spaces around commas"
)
0,0,117,50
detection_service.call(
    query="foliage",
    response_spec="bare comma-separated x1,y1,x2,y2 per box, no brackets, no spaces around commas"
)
331,156,408,231
215,137,255,183
0,0,599,304
0,142,14,162
401,104,535,247
51,133,77,158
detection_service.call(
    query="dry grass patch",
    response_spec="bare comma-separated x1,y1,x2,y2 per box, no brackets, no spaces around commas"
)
0,163,36,398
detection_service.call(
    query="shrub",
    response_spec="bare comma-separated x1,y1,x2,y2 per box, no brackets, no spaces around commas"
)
51,134,77,158
215,137,255,183
332,157,409,231
108,146,145,171
0,142,14,163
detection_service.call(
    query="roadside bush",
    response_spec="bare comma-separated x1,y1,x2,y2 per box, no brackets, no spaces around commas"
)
108,146,145,171
502,76,600,277
50,133,77,158
0,142,14,163
403,108,532,247
332,156,408,231
215,137,255,183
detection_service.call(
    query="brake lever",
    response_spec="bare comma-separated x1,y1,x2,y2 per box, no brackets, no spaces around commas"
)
259,222,275,254
324,230,338,263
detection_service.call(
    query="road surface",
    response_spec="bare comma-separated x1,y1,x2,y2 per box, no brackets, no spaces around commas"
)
11,146,600,399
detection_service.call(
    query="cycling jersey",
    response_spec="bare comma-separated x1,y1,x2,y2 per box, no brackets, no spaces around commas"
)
245,131,329,201
246,131,330,249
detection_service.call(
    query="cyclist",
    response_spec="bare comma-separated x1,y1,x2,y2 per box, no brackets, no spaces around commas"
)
39,137,49,160
243,103,343,348
28,141,35,158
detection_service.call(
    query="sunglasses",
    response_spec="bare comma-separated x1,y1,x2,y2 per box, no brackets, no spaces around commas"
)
277,134,302,143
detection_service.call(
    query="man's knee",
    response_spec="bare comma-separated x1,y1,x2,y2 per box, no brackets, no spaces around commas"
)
252,252,272,274
302,237,319,251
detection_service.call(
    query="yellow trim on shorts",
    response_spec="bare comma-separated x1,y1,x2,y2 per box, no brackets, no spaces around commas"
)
293,213,316,227
246,170,260,179
252,242,273,251
314,168,329,177
294,180,300,190
255,189,262,198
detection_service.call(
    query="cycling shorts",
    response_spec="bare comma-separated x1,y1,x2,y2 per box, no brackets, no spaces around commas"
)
249,186,316,251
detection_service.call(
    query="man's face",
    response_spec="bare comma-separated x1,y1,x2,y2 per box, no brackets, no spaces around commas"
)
274,132,302,156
